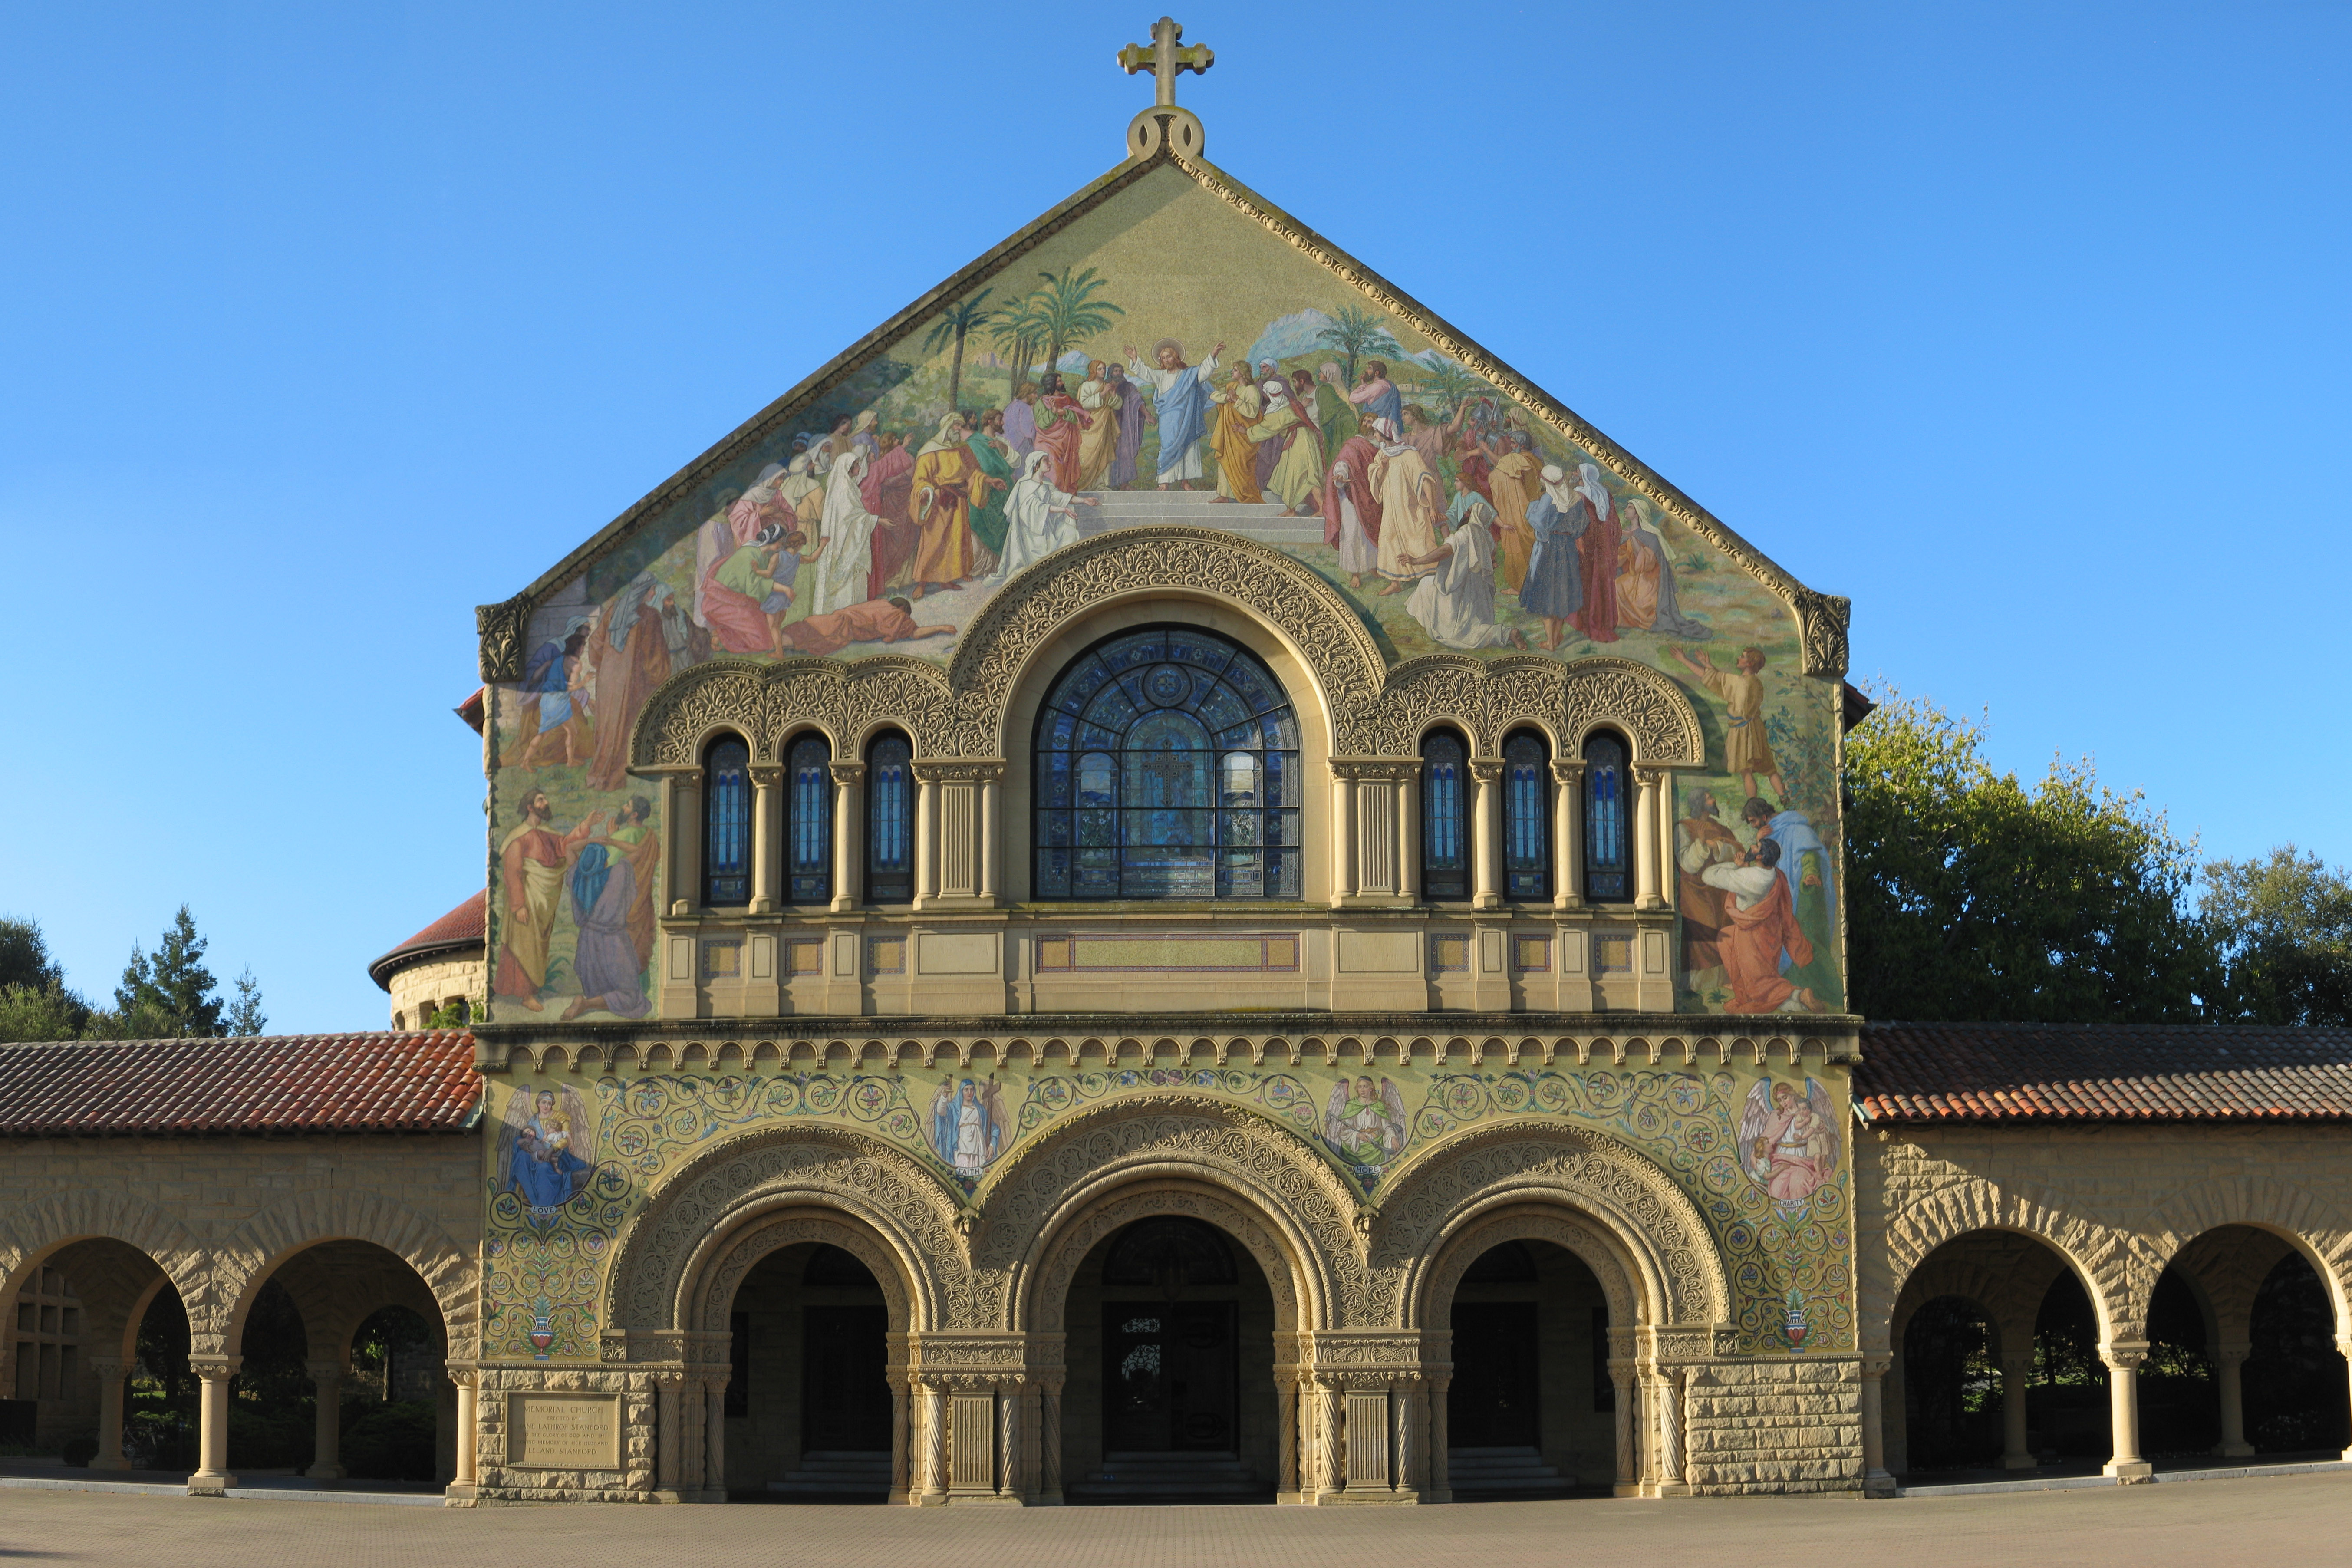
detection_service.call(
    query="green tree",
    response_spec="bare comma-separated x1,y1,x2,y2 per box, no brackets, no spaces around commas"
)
0,916,92,1041
1313,303,1403,388
1410,355,1487,418
919,289,993,412
0,916,64,991
112,906,257,1038
2200,847,2352,1024
1844,689,2217,1021
1030,267,1125,375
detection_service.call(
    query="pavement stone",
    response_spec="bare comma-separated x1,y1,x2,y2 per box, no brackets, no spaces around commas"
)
3,1470,2351,1568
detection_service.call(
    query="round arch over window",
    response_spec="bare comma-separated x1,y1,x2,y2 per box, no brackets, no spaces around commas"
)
1582,730,1631,904
1032,625,1301,900
702,734,751,907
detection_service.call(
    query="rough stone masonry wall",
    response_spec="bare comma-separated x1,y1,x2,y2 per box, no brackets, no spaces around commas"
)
1855,1123,2352,1348
1685,1355,1861,1494
0,1133,483,1366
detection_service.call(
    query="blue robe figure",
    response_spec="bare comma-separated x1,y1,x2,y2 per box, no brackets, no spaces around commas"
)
1519,492,1587,623
502,1087,591,1209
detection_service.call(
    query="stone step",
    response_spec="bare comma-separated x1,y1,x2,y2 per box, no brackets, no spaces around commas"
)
1074,494,1324,545
1067,1450,1267,1500
764,1450,890,1496
1446,1445,1577,1493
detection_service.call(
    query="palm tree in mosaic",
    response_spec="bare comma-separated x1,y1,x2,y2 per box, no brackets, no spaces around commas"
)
920,289,994,412
989,291,1051,400
1412,354,1490,419
1314,303,1403,388
1031,266,1126,376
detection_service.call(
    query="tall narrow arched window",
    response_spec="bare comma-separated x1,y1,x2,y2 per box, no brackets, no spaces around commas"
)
702,735,751,906
1502,729,1552,901
785,734,833,904
1033,625,1300,899
1582,731,1630,903
1420,730,1469,900
866,731,914,903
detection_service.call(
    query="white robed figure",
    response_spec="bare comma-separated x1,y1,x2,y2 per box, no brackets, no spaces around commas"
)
1406,499,1522,649
1125,337,1222,486
806,449,883,618
992,451,1096,580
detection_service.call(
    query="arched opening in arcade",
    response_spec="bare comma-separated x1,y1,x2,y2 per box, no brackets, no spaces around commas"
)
4,1239,181,1472
720,1242,895,1501
225,1240,458,1488
1060,1215,1279,1503
2157,1225,2350,1462
1438,1239,1615,1499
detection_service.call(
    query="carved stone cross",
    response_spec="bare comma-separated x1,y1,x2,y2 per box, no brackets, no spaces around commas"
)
1118,16,1213,108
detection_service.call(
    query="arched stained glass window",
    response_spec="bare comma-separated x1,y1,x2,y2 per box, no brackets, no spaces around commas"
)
1582,731,1630,903
1502,730,1552,901
1420,730,1469,900
703,735,751,906
1033,626,1300,900
786,734,833,904
866,732,913,903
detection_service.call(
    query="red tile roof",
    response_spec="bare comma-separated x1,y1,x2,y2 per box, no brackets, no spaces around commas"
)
1856,1022,2352,1124
368,890,488,990
0,1032,481,1136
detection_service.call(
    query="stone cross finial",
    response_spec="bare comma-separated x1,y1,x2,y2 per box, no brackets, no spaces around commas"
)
1118,16,1212,108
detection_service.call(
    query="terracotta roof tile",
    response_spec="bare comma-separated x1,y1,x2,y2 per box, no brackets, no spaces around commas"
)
0,1032,481,1136
1855,1022,2352,1124
367,891,488,989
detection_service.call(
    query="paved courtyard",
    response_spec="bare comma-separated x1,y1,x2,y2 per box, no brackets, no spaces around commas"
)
6,1474,2351,1568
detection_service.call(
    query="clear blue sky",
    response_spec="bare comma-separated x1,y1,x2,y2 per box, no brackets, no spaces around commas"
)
3,3,2345,1032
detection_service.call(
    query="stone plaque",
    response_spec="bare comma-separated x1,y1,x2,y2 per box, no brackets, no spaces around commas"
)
511,1392,621,1470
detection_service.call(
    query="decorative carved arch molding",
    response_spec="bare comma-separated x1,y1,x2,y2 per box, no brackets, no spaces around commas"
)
2128,1175,2352,1338
1371,1121,1729,1333
1862,1174,2133,1354
1416,1208,1642,1337
629,529,1709,768
212,1189,478,1360
1372,655,1705,763
681,1209,916,1347
632,655,955,766
0,1192,213,1346
605,1124,968,1337
972,1097,1362,1331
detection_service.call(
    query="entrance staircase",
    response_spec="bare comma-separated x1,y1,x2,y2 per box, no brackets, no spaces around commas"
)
1066,1450,1270,1503
763,1450,889,1501
1075,488,1323,547
1445,1446,1578,1498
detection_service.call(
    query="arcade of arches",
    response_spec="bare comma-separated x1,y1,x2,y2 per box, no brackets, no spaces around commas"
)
9,30,2352,1510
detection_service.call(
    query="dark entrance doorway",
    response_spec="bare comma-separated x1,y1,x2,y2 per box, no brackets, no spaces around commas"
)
1104,1300,1238,1451
726,1241,892,1499
803,1304,889,1451
1450,1301,1539,1446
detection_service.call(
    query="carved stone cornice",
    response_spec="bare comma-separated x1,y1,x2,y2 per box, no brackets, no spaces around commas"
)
827,762,866,785
1793,589,1852,678
910,759,1006,784
1328,758,1418,783
476,596,530,684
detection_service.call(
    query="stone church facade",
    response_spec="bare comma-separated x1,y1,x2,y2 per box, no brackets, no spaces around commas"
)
3,34,2347,1507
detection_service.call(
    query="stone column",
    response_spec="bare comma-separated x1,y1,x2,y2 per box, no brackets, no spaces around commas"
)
654,1376,683,1494
1275,1374,1299,1499
2339,1335,2352,1464
913,770,937,906
662,772,701,915
2213,1341,2253,1457
703,1377,728,1502
1611,1369,1638,1494
1038,1379,1064,1505
978,769,1001,904
187,1355,240,1496
921,1384,948,1504
87,1357,129,1472
1631,767,1663,909
2101,1345,2152,1481
1390,1380,1417,1497
1425,1376,1451,1503
2000,1351,2036,1469
997,1380,1023,1496
1331,768,1357,903
1469,760,1502,909
1397,770,1420,903
1550,760,1584,908
1653,1370,1683,1491
450,1374,478,1493
1858,1353,1895,1496
830,762,865,911
306,1360,346,1479
1320,1381,1347,1497
888,1380,911,1504
748,765,781,912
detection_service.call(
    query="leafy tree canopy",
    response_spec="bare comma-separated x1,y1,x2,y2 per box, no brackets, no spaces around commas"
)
2201,847,2352,1025
0,906,264,1042
1844,690,2217,1022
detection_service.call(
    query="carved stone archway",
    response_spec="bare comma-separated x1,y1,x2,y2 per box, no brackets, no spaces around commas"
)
605,1124,967,1336
1862,1172,2134,1352
973,1097,1357,1333
1372,1120,1730,1332
213,1189,477,1360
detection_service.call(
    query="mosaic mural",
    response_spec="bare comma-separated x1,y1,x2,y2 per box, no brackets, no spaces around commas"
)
482,162,1841,1020
481,1059,1855,1363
